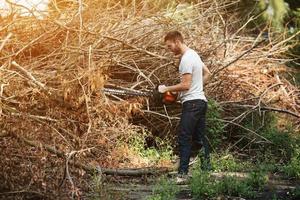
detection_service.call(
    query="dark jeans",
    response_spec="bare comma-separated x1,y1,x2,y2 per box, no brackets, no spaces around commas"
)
178,99,210,174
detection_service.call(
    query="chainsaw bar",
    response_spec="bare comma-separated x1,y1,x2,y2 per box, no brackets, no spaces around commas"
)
102,87,153,97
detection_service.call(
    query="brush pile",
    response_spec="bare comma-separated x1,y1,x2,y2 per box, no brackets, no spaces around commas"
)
0,0,299,198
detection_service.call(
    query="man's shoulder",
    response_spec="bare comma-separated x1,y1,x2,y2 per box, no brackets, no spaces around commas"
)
185,48,200,58
180,48,201,68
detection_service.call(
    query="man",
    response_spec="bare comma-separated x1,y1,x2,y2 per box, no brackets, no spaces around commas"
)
158,31,211,181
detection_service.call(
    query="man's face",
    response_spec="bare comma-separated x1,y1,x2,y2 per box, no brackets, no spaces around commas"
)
165,39,181,55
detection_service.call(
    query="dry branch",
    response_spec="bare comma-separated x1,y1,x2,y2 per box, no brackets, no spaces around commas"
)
11,61,47,91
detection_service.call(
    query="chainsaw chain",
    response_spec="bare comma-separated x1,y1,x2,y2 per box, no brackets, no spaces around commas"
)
103,88,152,97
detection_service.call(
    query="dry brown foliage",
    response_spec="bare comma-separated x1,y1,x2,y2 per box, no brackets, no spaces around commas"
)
0,0,299,198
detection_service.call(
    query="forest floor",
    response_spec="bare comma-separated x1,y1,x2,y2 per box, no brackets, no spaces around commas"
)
88,170,300,200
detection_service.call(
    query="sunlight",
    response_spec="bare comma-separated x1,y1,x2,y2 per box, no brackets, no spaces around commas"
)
0,0,49,18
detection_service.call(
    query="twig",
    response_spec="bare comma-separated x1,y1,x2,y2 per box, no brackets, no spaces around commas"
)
103,35,169,60
212,39,266,76
214,118,271,142
11,61,47,91
232,104,300,118
0,33,12,51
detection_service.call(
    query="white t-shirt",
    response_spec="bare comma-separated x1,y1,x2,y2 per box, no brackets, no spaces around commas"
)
179,48,207,103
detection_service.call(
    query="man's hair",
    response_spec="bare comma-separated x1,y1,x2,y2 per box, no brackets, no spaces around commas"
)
164,31,184,43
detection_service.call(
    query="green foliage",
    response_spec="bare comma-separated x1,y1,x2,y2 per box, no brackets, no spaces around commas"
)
239,0,299,67
241,112,298,163
255,161,279,173
190,159,272,199
190,171,259,199
147,176,179,200
210,153,253,172
260,127,295,161
246,170,269,191
217,176,256,198
263,0,289,30
128,129,174,164
190,171,218,198
291,186,300,199
286,6,300,69
239,0,290,30
283,148,300,178
207,100,225,148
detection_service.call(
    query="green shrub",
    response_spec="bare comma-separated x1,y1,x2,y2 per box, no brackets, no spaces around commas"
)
262,128,295,161
217,176,256,198
211,153,253,172
240,112,298,163
190,163,270,199
255,161,279,173
128,129,174,164
190,172,257,199
190,171,218,199
283,150,300,178
207,100,225,148
291,186,300,199
246,170,269,191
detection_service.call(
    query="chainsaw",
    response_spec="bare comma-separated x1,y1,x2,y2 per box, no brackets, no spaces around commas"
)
102,86,178,105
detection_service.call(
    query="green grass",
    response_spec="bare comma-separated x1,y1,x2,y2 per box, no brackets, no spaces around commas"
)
246,170,269,191
190,152,272,199
210,152,254,172
190,171,260,199
147,176,179,200
190,168,269,199
217,176,256,198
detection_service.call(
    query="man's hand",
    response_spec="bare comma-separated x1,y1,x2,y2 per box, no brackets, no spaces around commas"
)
158,85,168,93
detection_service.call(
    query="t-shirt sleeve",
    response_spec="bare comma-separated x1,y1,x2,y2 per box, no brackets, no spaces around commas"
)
179,55,193,75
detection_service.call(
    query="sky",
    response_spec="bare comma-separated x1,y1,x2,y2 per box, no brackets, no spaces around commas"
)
0,0,49,17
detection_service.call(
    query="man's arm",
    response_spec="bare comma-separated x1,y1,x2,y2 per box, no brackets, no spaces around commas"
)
203,65,211,85
159,73,192,93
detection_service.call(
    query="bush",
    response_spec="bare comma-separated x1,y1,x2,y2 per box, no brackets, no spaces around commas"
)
291,186,300,199
210,152,254,172
283,149,300,178
207,100,225,149
190,171,218,199
128,130,174,165
246,170,269,191
240,112,298,163
217,176,256,198
261,128,295,161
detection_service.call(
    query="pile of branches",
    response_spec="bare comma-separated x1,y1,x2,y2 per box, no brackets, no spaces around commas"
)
0,0,299,198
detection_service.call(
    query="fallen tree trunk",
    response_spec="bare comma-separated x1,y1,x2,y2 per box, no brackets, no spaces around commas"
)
9,131,172,176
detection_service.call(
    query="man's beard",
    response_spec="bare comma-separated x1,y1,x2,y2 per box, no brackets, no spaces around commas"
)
173,47,181,55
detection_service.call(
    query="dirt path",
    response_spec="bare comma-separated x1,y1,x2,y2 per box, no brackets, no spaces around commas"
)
103,173,299,200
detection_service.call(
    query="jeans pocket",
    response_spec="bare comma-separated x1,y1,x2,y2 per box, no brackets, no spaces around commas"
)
183,102,196,112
